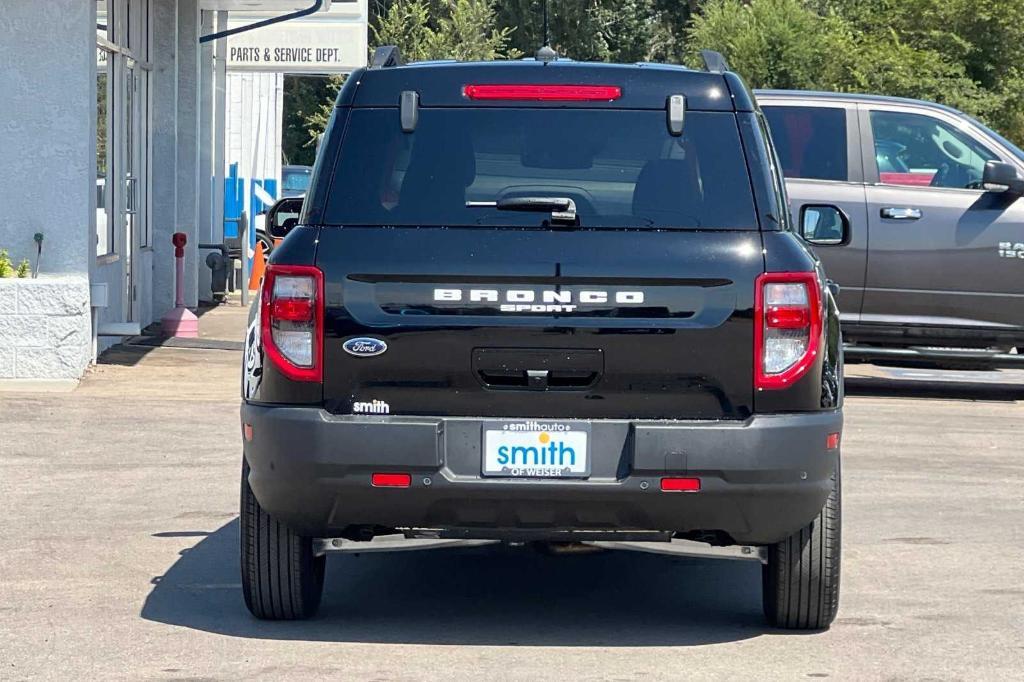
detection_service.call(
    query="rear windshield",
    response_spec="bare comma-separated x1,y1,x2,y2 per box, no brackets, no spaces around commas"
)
323,108,757,229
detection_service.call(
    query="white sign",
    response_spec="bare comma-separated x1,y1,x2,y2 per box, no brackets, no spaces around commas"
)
227,1,367,73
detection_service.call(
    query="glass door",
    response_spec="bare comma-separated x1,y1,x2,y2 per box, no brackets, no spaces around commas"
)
96,46,115,258
97,0,149,324
122,60,142,322
118,0,149,323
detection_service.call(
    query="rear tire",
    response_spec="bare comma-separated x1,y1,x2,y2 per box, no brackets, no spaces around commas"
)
240,459,325,619
762,464,841,630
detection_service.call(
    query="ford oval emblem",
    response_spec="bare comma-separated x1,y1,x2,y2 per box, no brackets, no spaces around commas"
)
343,337,388,358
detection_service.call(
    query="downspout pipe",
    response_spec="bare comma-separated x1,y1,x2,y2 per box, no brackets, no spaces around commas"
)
199,0,324,44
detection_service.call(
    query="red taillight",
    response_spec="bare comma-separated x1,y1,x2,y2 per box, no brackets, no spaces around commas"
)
827,432,840,450
371,473,411,488
270,297,314,322
661,477,701,492
754,272,822,391
260,264,324,383
766,306,810,329
462,84,622,101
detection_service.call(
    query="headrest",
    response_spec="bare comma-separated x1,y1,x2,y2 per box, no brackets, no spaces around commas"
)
632,159,703,221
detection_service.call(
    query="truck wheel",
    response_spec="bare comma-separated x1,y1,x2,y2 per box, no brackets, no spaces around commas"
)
257,230,275,257
240,459,325,619
762,465,841,630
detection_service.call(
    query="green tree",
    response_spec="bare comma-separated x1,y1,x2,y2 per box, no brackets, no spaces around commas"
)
0,250,12,278
818,0,1024,143
686,0,1024,143
282,76,335,166
370,0,519,62
304,76,344,152
646,0,699,63
496,0,670,63
685,0,852,90
496,0,610,61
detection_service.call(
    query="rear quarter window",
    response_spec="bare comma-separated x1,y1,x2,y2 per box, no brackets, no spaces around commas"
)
322,108,758,230
762,105,848,181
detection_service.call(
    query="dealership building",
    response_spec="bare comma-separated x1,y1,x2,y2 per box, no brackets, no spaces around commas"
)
0,1,364,388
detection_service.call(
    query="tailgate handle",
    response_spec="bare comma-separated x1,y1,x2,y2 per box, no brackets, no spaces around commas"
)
526,370,550,389
476,367,599,390
473,348,603,391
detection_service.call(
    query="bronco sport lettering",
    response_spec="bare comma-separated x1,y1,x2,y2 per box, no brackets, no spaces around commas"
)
434,288,645,313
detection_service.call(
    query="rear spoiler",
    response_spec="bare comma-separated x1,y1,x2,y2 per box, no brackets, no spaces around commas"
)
370,45,403,69
699,50,730,74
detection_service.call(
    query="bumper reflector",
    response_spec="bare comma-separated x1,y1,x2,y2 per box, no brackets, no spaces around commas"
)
827,432,841,450
660,477,701,492
371,472,412,488
243,423,254,442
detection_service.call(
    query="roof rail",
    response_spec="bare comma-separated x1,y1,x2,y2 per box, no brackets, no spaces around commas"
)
369,45,403,69
699,49,729,74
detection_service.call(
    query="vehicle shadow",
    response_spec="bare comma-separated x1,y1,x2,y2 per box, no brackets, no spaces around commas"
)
846,379,1024,401
845,369,1024,401
141,519,770,646
955,192,1016,247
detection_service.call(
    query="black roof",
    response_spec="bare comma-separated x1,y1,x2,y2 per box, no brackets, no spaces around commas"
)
338,60,753,112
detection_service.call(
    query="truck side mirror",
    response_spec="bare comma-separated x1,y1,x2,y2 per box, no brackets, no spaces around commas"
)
982,160,1024,196
800,205,849,246
266,197,305,239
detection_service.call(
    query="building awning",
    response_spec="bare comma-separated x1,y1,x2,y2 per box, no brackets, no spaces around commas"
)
199,1,332,9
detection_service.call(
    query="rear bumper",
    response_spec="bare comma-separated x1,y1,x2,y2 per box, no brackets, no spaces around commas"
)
241,405,842,545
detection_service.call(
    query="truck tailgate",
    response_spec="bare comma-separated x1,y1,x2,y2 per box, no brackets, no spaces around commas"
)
317,227,763,420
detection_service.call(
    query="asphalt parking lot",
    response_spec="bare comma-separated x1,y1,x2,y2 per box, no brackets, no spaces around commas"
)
1,334,1023,680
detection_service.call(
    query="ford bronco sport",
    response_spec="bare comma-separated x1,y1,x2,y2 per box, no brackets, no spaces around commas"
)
240,48,845,629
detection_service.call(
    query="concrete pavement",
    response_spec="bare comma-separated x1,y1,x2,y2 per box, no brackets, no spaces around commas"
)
0,332,1022,680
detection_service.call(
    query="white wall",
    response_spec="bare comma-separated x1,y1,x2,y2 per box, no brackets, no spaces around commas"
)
150,0,181,324
198,10,217,302
0,0,94,384
152,0,204,318
0,0,93,274
226,72,283,239
176,0,201,309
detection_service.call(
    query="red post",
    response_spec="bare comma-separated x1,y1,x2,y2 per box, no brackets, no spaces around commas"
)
172,232,187,307
161,232,199,337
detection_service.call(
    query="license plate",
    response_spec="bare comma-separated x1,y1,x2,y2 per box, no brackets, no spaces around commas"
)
482,420,590,478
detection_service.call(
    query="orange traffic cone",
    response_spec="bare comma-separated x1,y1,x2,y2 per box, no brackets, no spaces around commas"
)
248,240,266,292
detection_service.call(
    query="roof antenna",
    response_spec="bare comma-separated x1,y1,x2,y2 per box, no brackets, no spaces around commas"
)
535,0,558,62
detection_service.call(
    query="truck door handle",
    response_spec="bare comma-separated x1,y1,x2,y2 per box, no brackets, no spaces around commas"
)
880,207,921,220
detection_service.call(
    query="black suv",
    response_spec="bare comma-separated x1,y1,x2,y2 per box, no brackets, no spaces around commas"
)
240,49,845,629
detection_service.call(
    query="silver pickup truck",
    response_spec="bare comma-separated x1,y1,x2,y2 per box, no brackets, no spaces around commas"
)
759,91,1024,367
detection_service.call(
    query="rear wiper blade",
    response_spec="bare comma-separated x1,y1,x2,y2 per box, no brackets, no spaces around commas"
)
467,196,577,224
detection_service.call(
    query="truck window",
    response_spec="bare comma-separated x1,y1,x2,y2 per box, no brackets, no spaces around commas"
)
869,110,997,189
762,106,848,182
323,108,757,230
282,167,312,194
